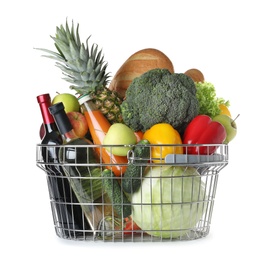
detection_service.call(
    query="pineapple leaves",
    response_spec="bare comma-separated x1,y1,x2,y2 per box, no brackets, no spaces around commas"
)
55,26,68,45
55,62,82,80
51,36,72,61
34,48,65,62
69,40,80,60
80,44,88,62
73,22,81,47
36,18,111,93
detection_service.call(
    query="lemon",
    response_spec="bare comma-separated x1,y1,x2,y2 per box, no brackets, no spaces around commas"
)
219,104,232,117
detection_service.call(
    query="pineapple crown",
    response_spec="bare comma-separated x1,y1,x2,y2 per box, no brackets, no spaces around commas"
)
36,20,111,95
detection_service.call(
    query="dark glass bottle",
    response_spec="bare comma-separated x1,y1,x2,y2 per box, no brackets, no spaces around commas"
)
48,102,103,235
37,94,89,238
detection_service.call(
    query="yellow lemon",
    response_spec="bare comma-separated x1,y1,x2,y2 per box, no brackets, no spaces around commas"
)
219,104,232,117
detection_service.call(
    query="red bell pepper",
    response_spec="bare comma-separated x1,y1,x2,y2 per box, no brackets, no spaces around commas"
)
183,115,226,155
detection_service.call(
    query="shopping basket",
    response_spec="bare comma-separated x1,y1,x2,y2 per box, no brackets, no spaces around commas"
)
36,143,228,242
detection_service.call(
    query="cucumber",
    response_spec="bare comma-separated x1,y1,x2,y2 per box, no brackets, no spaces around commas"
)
122,139,150,194
102,169,131,218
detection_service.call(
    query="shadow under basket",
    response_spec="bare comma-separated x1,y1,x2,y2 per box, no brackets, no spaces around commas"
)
36,143,228,242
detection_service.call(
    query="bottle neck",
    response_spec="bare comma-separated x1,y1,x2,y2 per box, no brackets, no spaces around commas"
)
48,102,79,144
78,94,98,112
82,100,98,112
44,122,58,134
37,94,56,125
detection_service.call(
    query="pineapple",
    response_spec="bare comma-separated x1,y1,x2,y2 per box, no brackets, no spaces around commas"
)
37,20,123,124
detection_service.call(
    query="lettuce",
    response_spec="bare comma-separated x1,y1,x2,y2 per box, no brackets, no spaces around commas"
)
195,81,229,118
131,166,206,238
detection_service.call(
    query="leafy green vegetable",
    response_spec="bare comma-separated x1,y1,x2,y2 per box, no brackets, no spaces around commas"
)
121,69,199,135
195,81,230,118
131,166,206,238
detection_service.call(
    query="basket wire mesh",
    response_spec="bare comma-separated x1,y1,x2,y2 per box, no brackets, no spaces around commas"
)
36,143,228,242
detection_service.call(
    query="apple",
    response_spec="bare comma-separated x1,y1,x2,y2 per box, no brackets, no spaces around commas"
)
212,114,237,144
52,93,80,113
67,111,89,138
103,123,137,156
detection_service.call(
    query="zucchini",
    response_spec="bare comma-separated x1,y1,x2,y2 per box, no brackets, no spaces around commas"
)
122,139,150,194
102,169,131,218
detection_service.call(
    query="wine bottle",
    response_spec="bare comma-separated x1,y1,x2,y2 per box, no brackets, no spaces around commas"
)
48,102,104,234
37,94,89,238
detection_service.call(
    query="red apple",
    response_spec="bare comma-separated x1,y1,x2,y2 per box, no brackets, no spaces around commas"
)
67,111,89,138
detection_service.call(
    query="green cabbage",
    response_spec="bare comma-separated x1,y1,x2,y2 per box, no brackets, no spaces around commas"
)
131,166,206,238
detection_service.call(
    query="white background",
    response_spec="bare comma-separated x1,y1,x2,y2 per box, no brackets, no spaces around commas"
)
1,0,264,259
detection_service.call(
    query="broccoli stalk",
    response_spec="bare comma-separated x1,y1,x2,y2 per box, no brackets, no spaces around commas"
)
120,69,199,135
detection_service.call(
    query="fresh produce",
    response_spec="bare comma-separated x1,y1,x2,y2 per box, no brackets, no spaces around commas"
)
134,131,144,142
122,139,150,193
103,123,137,156
131,166,206,238
36,20,237,240
123,217,141,233
195,81,230,118
52,93,80,113
67,111,89,138
219,103,232,117
183,115,226,154
108,48,174,99
121,68,199,134
212,114,237,144
143,123,183,163
37,20,123,124
102,169,132,218
184,68,204,83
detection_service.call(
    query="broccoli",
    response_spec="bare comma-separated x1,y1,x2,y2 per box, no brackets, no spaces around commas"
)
121,68,199,135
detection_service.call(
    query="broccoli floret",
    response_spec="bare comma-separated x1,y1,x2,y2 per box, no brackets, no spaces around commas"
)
121,68,199,135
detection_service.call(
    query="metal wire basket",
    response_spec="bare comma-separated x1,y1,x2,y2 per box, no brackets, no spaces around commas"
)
36,143,228,242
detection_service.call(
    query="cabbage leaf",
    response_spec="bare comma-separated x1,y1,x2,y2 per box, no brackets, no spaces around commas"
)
131,166,206,238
